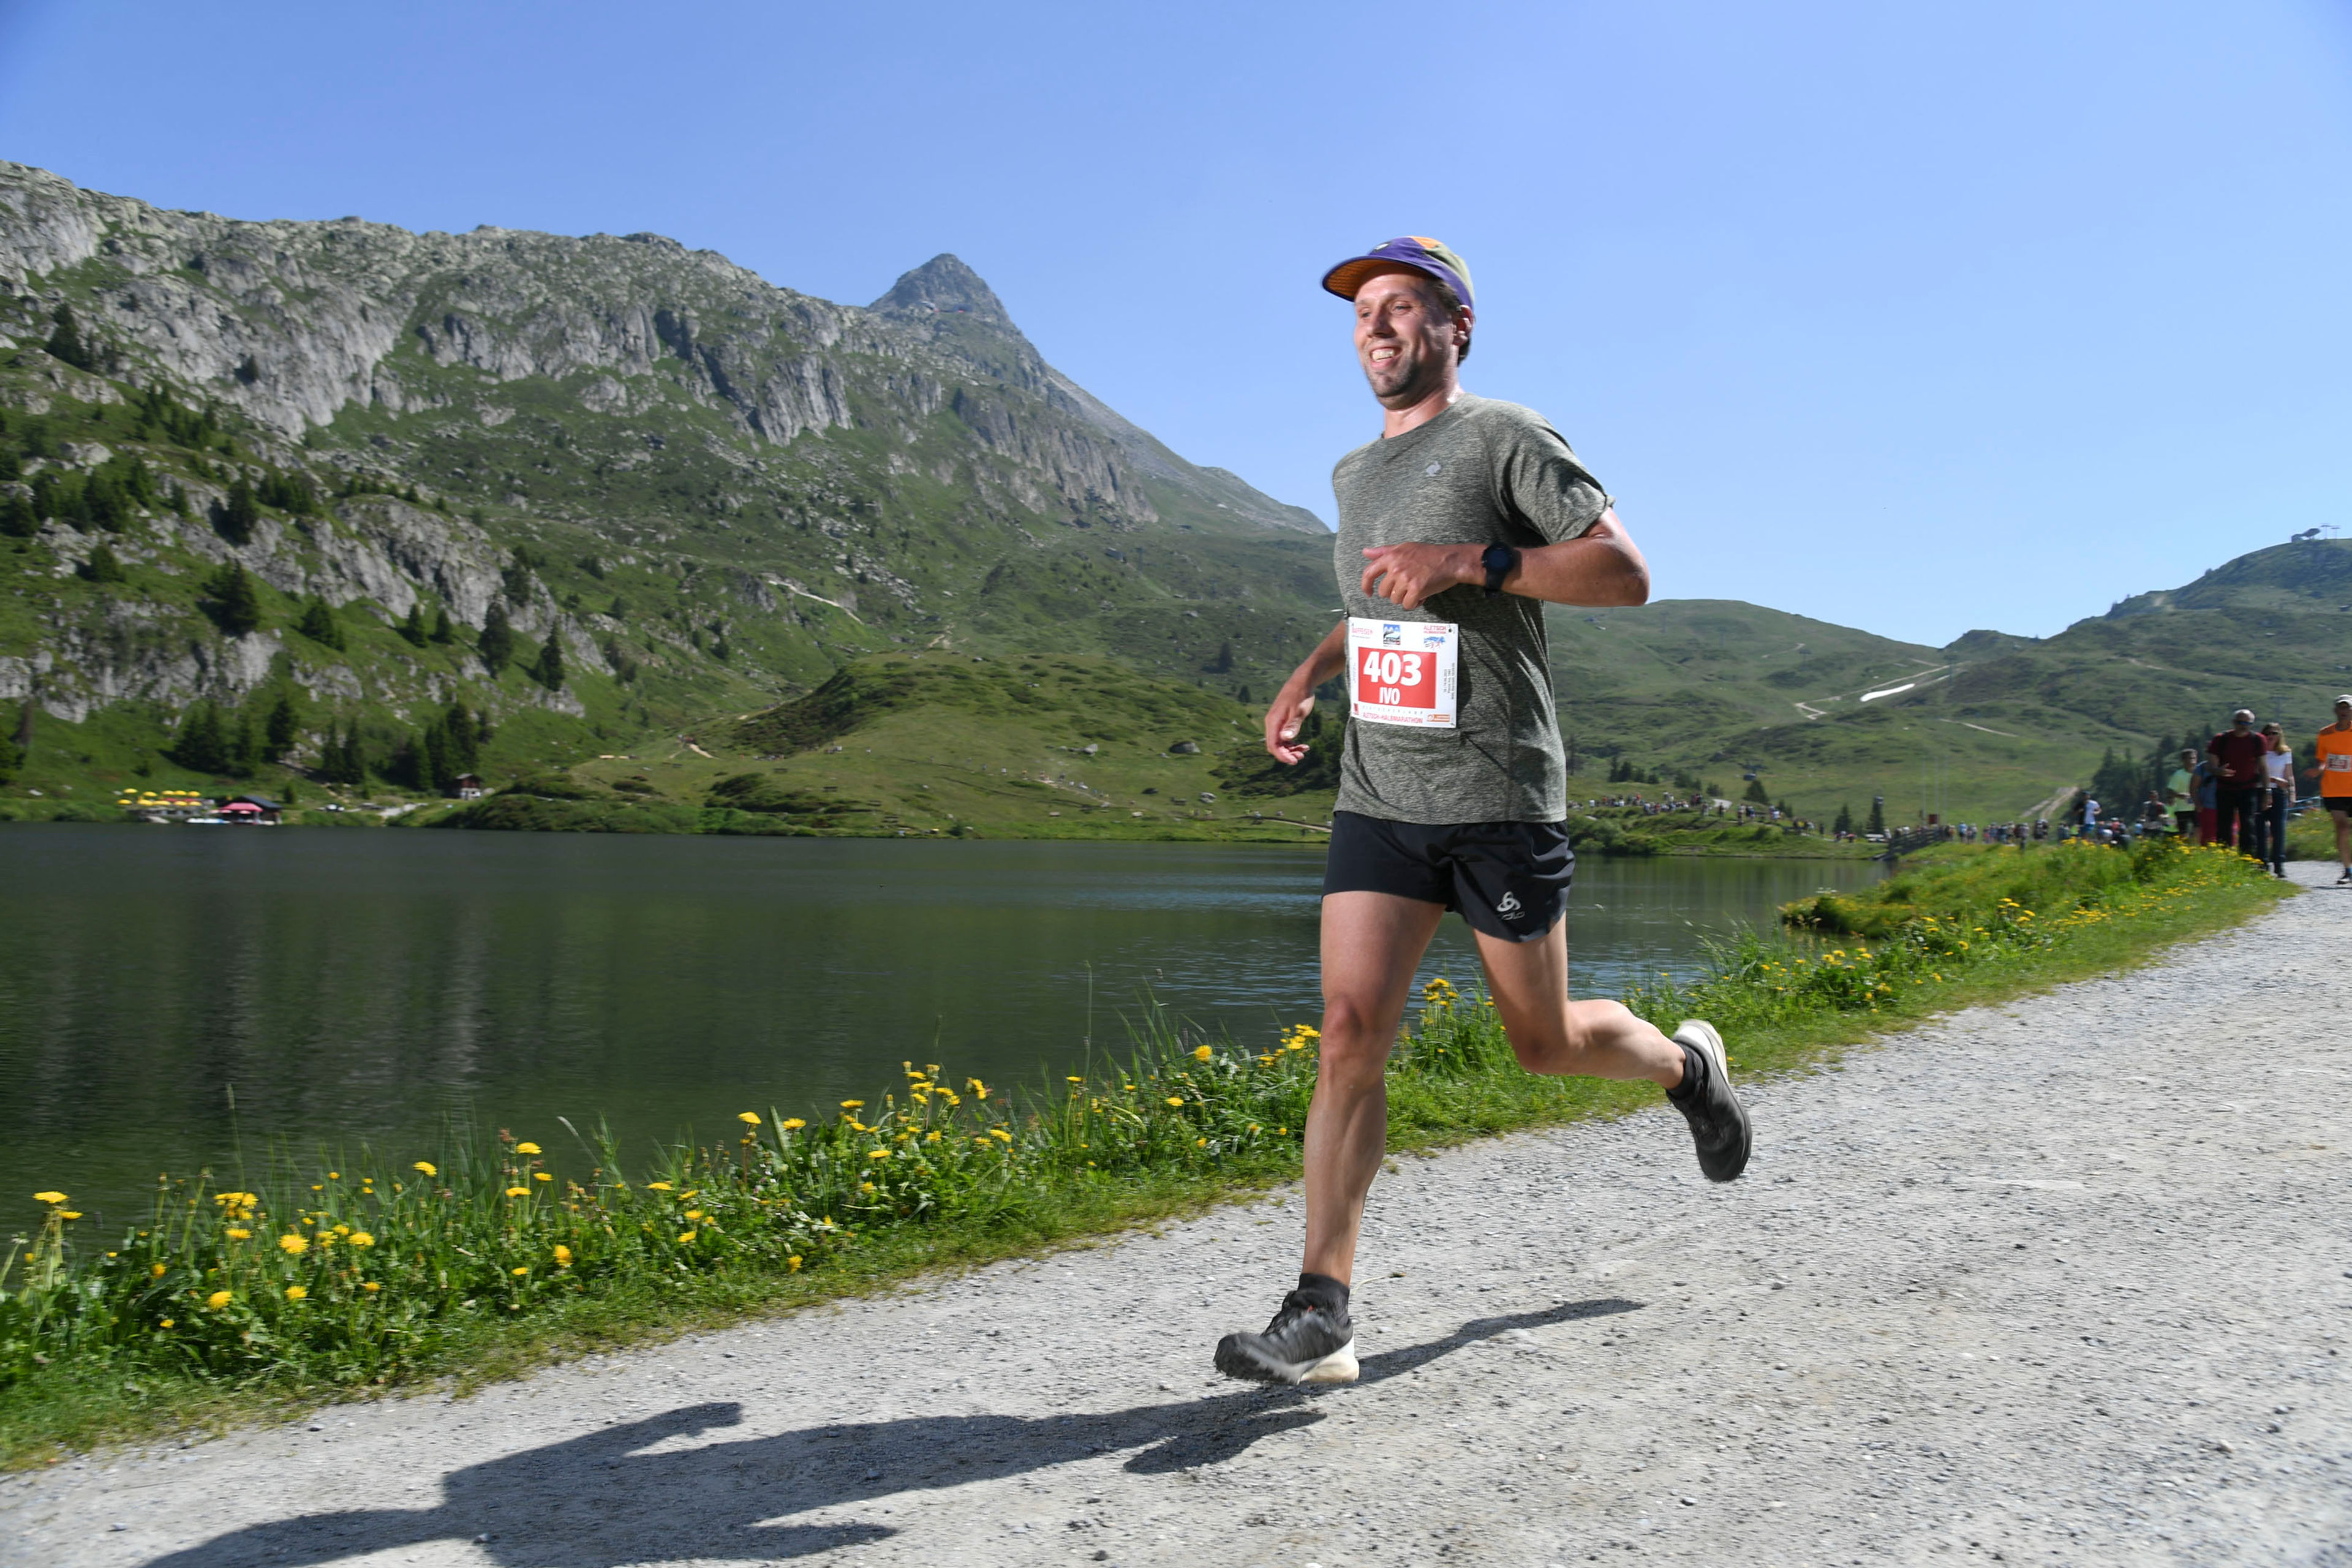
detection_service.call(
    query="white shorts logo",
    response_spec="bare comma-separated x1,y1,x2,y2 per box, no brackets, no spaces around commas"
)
1496,891,1524,919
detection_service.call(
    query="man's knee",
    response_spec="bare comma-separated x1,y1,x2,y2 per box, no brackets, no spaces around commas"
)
1319,994,1396,1077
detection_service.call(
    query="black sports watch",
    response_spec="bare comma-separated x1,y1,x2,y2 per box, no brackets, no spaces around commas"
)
1481,543,1520,598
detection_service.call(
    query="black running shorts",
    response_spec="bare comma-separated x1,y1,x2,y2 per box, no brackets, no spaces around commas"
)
1322,810,1574,942
2329,797,2352,817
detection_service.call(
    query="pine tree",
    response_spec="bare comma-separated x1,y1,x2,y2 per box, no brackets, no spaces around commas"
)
263,688,300,757
295,597,345,650
533,628,565,690
228,710,258,777
43,304,92,371
1834,802,1854,836
78,541,126,582
171,703,231,775
430,606,455,644
478,603,516,673
217,479,259,545
206,563,262,636
443,700,481,774
0,492,34,538
165,480,190,518
1743,777,1771,805
398,603,428,647
1867,796,1886,835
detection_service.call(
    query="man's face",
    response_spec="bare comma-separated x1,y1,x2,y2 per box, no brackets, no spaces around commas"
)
1352,268,1467,407
2233,713,2254,729
2337,702,2351,725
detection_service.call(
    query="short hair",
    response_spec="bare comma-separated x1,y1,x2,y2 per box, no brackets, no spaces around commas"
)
1412,273,1473,365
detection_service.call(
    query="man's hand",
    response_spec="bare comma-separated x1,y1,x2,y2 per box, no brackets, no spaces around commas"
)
1265,685,1317,765
1360,543,1477,611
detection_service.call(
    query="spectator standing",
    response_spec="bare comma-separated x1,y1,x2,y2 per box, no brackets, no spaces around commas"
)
2305,695,2352,886
2207,709,2268,858
2194,750,2220,845
2260,722,2293,878
2167,748,2199,840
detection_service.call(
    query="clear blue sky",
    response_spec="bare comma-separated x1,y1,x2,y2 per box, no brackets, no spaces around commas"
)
2,0,2346,646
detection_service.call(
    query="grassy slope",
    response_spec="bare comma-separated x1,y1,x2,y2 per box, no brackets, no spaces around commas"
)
419,651,1338,841
1555,541,2352,826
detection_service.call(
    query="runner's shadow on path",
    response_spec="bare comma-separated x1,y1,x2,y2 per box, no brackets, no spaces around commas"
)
141,1298,1638,1567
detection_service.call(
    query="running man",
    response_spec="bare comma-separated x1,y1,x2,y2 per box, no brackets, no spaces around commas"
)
1215,238,1749,1385
2307,695,2352,884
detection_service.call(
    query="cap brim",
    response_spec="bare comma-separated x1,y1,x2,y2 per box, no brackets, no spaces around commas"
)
1322,257,1441,301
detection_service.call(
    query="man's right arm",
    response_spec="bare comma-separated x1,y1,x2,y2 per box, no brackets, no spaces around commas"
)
1265,619,1348,764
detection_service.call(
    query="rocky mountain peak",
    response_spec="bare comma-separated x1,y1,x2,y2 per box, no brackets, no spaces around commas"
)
870,254,1011,328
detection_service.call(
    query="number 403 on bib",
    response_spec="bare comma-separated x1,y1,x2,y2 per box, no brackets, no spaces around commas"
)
1346,617,1458,729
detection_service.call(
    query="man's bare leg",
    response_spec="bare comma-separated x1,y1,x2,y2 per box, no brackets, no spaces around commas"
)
1473,919,1686,1086
1300,890,1446,1285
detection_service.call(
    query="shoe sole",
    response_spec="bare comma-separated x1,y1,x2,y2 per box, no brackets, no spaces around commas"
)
1213,1335,1359,1385
1676,1018,1751,1182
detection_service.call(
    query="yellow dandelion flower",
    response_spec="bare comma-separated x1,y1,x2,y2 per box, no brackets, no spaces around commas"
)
553,1245,573,1267
412,1161,437,1177
534,1172,552,1182
1067,1075,1085,1084
1166,1096,1185,1107
506,1186,531,1197
840,1100,864,1110
511,1266,529,1277
361,1281,381,1292
151,1262,167,1277
684,1208,706,1221
1192,1045,1213,1062
206,1290,232,1310
32,1191,66,1205
285,1285,308,1302
646,1181,673,1191
788,1255,803,1272
515,1141,543,1155
159,1317,175,1328
225,1227,252,1240
277,1234,309,1256
989,1128,1012,1142
859,1181,877,1194
349,1232,374,1248
677,1231,698,1245
782,1118,807,1131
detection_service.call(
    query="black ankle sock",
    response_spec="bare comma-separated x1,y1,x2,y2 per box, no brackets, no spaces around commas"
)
1295,1271,1349,1313
1664,1039,1705,1104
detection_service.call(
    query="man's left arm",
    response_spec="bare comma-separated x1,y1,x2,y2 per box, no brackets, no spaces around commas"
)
1359,508,1650,611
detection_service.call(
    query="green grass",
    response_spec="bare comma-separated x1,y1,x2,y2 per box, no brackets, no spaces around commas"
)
0,837,2285,1467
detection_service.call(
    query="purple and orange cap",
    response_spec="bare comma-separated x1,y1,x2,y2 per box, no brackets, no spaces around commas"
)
1321,236,1475,307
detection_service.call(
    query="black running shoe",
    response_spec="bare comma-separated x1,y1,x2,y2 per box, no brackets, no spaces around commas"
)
1672,1019,1751,1182
1214,1289,1358,1384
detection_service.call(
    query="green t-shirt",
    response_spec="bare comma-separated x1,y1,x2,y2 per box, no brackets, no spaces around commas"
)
1329,394,1608,824
2167,767,2193,801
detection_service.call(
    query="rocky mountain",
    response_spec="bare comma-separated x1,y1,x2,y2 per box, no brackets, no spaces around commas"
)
0,162,1333,793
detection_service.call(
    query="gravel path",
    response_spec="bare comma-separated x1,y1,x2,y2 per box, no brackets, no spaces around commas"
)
9,867,2350,1567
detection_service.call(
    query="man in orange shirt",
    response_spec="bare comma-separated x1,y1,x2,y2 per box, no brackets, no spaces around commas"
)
2306,695,2352,885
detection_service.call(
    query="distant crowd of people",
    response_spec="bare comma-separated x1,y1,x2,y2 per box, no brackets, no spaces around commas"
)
2060,699,2352,882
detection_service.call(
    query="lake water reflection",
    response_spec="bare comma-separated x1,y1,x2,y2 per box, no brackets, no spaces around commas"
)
0,824,1877,1215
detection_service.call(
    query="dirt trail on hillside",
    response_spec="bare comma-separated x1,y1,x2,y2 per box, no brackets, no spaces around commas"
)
8,869,2350,1568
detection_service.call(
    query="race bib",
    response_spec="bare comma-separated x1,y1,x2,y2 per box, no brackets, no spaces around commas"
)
2328,753,2351,772
1347,616,1457,728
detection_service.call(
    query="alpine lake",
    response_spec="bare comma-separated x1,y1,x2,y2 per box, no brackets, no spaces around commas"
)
0,824,1880,1218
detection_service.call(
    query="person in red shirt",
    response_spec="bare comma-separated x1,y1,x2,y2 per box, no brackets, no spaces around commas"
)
2207,709,2269,859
